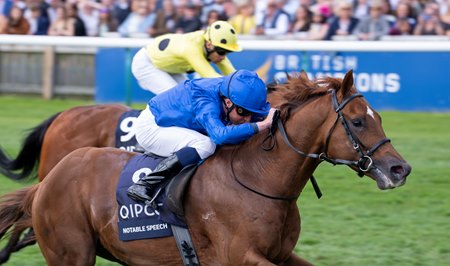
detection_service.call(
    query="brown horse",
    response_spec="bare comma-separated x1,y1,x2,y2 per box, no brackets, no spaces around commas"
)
0,103,134,263
0,103,132,182
0,71,411,265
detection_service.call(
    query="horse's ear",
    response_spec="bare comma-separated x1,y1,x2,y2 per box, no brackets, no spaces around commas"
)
341,70,354,96
286,71,292,81
299,70,309,81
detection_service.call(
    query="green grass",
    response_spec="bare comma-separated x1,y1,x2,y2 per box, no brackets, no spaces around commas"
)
0,95,449,265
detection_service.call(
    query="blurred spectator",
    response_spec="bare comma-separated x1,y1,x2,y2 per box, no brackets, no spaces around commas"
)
389,16,414,34
310,0,333,18
228,0,256,34
174,3,202,33
307,4,330,40
284,0,305,19
380,0,396,23
402,0,421,18
394,1,416,24
47,4,74,35
150,0,178,37
255,0,291,36
441,2,450,37
113,0,131,25
118,0,156,37
98,7,118,35
204,9,225,29
221,0,237,19
325,1,359,40
27,4,50,35
413,3,445,35
94,0,121,34
353,0,370,19
0,5,30,34
67,3,87,36
289,4,312,36
353,0,390,40
389,1,416,34
201,0,226,23
46,0,62,23
78,1,100,36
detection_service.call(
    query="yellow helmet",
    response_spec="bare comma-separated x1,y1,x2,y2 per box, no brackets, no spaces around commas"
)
204,21,242,52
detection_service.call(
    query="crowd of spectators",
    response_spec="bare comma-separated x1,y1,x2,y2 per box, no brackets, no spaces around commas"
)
0,0,449,39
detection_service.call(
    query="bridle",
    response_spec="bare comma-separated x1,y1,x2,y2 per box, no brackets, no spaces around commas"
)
278,89,390,176
232,89,391,201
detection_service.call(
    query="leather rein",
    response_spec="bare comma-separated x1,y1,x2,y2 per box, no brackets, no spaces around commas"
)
231,89,391,201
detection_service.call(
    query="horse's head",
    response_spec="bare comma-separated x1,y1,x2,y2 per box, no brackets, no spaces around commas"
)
320,70,411,189
271,70,411,190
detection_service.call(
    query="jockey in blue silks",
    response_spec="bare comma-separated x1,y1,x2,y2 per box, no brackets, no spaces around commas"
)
127,69,276,204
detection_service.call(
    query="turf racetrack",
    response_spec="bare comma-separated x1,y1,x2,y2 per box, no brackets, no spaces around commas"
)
0,95,449,266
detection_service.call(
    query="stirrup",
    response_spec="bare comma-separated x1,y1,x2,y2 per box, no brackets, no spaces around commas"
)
143,187,163,208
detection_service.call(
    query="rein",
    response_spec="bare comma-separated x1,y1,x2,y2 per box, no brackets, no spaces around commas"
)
230,146,299,201
231,89,390,201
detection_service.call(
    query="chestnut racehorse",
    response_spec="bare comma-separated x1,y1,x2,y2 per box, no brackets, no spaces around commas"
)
0,104,132,182
0,71,411,265
0,103,134,263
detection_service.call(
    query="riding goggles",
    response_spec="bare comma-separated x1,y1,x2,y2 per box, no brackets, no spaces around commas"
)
235,105,253,117
214,47,231,56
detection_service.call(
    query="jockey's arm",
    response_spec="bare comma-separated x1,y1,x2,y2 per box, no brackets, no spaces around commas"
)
185,55,222,78
192,90,257,145
215,57,236,76
199,112,256,145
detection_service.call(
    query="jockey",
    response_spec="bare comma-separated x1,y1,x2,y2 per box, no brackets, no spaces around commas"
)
127,70,276,204
131,20,242,95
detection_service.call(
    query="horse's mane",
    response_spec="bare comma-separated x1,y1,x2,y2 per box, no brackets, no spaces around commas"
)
270,72,353,106
234,71,358,151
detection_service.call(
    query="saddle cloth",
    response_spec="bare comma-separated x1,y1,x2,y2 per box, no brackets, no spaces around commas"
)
115,109,142,152
116,153,186,241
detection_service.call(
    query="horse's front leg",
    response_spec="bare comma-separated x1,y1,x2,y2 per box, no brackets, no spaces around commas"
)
280,252,314,266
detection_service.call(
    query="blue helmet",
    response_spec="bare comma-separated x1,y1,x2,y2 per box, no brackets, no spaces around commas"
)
220,70,270,116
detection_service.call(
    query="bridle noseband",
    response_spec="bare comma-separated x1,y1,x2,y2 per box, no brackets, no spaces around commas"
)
232,89,391,201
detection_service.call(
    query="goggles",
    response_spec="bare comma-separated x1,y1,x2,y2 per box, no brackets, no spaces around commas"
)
214,47,231,56
235,105,253,117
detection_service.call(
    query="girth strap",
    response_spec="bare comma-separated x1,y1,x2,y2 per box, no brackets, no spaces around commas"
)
171,225,200,266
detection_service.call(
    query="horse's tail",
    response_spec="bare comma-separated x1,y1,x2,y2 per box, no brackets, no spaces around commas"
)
0,112,60,181
0,185,38,241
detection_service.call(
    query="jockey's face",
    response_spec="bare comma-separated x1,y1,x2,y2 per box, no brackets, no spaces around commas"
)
229,108,252,124
208,51,226,63
205,42,228,63
223,98,252,124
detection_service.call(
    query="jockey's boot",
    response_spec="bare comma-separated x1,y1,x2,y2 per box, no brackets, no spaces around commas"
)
127,153,182,204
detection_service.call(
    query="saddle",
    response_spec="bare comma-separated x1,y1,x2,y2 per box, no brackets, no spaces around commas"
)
164,164,199,220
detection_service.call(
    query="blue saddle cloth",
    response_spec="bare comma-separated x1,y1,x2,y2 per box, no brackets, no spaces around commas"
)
116,153,186,241
115,109,141,152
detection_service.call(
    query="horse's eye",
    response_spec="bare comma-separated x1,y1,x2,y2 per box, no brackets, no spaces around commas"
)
351,119,363,127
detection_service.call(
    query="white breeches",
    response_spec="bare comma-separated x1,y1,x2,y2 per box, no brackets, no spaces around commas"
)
131,47,187,95
134,106,216,160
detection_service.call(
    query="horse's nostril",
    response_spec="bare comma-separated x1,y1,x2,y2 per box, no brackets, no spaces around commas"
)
390,163,411,178
391,165,404,175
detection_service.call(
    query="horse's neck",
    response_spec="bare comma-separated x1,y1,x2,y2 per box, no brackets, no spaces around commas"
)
233,99,329,200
